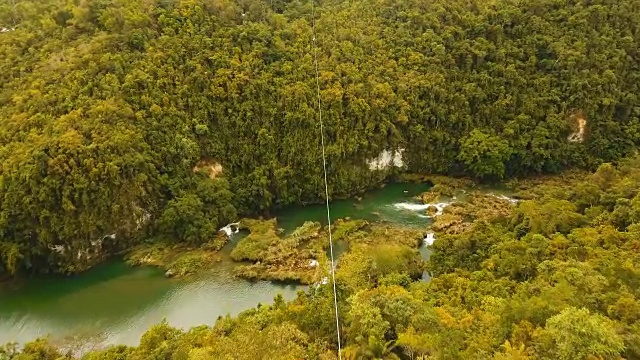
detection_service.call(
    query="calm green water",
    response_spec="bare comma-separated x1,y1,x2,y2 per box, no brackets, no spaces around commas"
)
0,261,302,348
0,182,433,348
276,182,432,233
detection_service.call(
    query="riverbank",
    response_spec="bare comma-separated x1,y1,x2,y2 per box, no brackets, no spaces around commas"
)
0,175,513,290
0,179,428,285
0,181,435,348
0,169,614,352
124,236,228,278
6,154,640,360
0,175,507,290
0,174,552,350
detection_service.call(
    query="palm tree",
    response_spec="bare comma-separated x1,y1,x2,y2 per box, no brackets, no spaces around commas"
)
342,337,401,360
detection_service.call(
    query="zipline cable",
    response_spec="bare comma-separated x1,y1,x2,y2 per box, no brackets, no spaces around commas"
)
310,1,343,358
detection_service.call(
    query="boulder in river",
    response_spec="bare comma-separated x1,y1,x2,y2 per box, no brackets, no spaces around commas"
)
420,191,440,204
425,205,439,217
165,269,175,278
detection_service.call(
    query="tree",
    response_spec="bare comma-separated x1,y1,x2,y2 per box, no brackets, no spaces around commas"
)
511,200,586,237
493,340,531,360
535,307,624,360
2,0,640,277
458,130,512,179
156,177,236,245
346,295,389,346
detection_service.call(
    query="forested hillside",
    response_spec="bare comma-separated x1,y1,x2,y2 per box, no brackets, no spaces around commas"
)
1,0,639,276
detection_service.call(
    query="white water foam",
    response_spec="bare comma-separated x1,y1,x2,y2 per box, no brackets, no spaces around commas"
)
393,202,450,217
423,232,435,246
491,194,519,204
393,202,430,211
219,222,240,237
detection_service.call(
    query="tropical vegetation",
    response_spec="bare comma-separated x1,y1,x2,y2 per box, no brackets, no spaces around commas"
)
1,0,640,276
1,0,640,358
4,157,640,359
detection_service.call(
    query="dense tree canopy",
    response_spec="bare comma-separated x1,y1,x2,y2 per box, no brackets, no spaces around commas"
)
1,0,639,276
2,0,640,357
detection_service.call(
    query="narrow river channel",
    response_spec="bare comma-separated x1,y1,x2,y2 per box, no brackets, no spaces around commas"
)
0,182,433,348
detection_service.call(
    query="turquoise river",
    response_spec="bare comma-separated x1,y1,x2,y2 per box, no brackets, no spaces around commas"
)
0,182,435,349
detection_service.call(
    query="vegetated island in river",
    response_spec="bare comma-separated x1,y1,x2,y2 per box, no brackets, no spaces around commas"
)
114,172,517,286
122,185,415,281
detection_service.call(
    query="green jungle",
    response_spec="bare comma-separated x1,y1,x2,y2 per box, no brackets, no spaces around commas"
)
1,0,640,358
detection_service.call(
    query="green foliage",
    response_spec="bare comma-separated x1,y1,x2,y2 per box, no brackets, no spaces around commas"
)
458,130,512,179
156,178,237,246
511,200,586,236
125,241,222,277
230,219,280,262
1,0,640,276
428,222,513,275
338,243,424,293
535,307,625,360
0,339,64,360
0,242,21,275
231,218,324,283
130,321,182,360
81,346,130,360
165,252,217,277
331,219,368,242
346,295,389,346
2,0,640,358
231,219,422,285
8,159,640,360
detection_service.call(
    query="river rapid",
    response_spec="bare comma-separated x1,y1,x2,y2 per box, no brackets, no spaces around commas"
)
0,182,436,349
